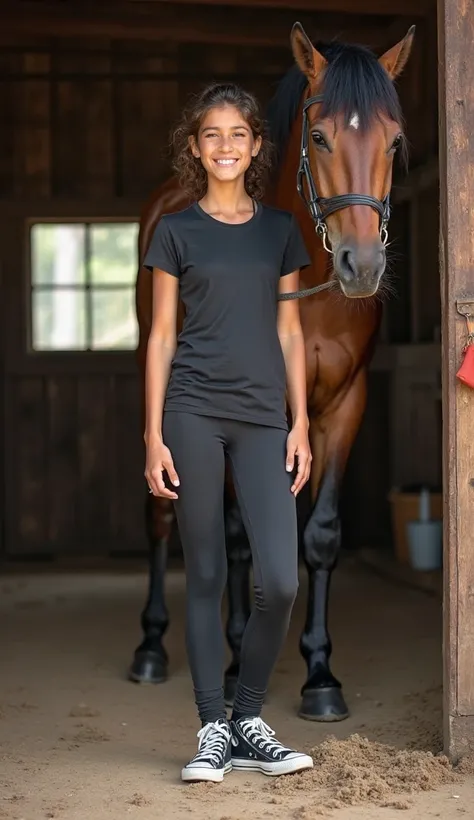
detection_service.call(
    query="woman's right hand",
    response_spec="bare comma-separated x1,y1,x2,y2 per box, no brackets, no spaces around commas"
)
145,437,180,499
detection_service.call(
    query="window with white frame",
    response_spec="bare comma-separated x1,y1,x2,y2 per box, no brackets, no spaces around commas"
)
29,221,139,350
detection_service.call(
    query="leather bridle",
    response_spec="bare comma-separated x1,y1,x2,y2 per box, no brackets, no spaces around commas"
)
278,93,391,302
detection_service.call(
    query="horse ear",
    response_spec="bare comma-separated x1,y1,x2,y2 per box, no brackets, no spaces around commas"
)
378,25,415,79
291,22,326,81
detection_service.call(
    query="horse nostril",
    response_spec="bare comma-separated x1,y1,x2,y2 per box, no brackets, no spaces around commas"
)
338,248,358,282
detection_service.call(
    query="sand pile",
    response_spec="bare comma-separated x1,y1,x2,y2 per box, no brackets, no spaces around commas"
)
267,733,460,813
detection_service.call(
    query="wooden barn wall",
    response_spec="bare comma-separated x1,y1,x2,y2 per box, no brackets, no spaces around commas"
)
0,10,439,560
0,37,294,201
0,33,293,559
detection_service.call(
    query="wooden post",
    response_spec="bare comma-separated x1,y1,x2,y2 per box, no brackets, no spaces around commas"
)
438,0,474,761
409,196,420,343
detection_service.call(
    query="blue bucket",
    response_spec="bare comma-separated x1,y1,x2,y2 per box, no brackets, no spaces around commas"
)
407,520,443,571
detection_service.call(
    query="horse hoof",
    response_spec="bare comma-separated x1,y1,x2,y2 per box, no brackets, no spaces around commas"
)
128,650,168,684
224,674,237,707
298,687,349,722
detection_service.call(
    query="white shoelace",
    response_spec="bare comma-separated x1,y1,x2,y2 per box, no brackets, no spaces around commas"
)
191,721,231,767
238,717,292,759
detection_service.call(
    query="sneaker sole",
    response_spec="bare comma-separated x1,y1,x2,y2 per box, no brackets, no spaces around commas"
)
232,755,313,776
181,761,232,783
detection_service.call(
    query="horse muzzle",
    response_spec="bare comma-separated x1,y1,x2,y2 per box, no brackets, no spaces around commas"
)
334,239,386,299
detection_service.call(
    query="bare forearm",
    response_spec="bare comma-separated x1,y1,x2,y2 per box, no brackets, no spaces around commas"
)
144,335,176,443
279,330,308,428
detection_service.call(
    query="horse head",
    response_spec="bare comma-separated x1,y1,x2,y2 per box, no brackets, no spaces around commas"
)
290,23,415,298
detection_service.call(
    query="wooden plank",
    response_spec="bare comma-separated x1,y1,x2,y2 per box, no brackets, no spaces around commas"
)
7,378,48,555
4,353,138,377
0,200,143,218
438,0,474,761
115,44,179,197
77,377,110,548
47,378,79,550
0,0,435,39
0,261,5,559
53,78,114,197
0,2,431,48
118,78,170,197
450,717,474,762
417,186,441,342
112,42,174,195
341,371,392,549
88,0,435,14
0,74,16,198
424,8,439,157
112,374,147,552
16,75,51,198
409,196,420,342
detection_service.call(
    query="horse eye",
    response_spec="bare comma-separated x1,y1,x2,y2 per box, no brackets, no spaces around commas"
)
311,131,328,149
391,134,403,151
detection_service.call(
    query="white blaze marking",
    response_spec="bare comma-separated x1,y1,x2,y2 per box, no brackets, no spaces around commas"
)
349,113,359,130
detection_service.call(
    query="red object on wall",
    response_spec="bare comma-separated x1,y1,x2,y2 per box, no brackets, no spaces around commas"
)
457,343,474,388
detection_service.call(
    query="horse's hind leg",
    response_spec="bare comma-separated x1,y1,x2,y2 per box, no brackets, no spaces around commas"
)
299,369,367,721
129,493,173,684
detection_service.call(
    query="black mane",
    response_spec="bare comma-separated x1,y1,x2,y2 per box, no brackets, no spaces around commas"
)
266,39,404,166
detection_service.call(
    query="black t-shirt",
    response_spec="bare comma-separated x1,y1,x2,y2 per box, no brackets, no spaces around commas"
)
143,201,311,431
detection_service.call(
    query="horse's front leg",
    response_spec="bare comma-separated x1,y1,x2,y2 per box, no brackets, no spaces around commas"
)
299,369,368,721
129,493,174,684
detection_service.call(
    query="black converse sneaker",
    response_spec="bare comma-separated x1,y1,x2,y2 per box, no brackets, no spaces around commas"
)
181,718,232,783
230,717,313,776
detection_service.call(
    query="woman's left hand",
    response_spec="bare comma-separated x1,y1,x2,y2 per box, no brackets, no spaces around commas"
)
286,423,312,496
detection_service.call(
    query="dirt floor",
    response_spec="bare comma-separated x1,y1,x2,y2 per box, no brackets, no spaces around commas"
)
1,555,474,820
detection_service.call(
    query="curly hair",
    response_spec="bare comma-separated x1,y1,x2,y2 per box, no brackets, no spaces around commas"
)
170,83,273,201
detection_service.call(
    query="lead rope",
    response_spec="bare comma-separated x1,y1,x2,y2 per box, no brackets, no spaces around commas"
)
277,279,333,301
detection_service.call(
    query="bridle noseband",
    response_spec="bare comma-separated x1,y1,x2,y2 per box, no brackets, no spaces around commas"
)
297,94,391,253
278,92,392,302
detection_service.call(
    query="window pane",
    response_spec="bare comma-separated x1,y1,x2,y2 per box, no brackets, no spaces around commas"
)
91,288,138,349
31,224,86,285
89,223,139,285
32,289,86,350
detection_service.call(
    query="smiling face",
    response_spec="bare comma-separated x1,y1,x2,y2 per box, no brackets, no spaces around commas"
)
190,104,261,186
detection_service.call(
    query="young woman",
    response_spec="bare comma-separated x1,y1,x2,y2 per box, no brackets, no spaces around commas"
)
143,83,314,784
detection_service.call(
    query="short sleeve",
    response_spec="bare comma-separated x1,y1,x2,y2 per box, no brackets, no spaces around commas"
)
142,217,181,278
280,215,311,277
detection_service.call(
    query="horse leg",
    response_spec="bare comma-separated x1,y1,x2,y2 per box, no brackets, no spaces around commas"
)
129,493,173,683
299,369,367,720
223,486,252,705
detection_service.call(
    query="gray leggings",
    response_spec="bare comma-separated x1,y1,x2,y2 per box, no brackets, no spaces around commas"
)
162,411,299,725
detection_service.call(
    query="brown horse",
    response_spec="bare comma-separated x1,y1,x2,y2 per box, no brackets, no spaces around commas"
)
129,22,414,721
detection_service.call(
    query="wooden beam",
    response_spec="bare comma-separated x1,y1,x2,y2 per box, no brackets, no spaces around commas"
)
438,0,474,762
0,3,420,48
132,0,433,15
0,199,144,219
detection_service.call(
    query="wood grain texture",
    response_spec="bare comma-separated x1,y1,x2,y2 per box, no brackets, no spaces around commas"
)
1,0,434,33
130,0,433,14
0,3,427,47
47,378,79,550
438,0,474,761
